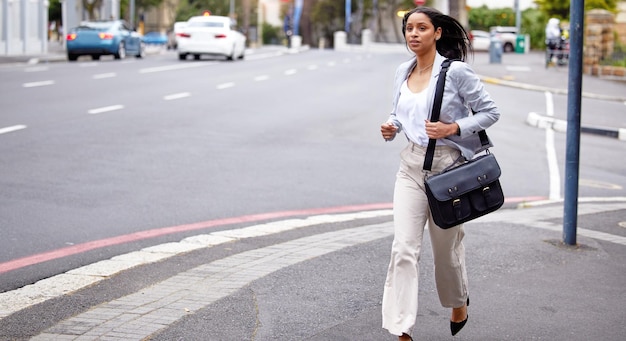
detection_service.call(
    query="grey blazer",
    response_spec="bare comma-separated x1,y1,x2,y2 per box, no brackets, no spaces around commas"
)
387,52,500,160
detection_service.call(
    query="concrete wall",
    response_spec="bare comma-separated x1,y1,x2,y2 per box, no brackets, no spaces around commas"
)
1,0,49,56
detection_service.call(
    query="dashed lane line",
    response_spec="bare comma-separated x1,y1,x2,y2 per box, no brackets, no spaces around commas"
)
87,105,124,114
0,124,27,135
216,82,235,90
164,92,191,101
92,72,116,79
22,80,54,88
139,62,217,74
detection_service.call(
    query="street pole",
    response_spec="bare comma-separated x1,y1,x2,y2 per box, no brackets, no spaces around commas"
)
345,0,351,33
130,0,135,28
514,0,521,33
230,0,235,19
257,0,262,47
563,0,584,246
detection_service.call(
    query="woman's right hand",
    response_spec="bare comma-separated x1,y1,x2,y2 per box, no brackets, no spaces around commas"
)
381,122,398,141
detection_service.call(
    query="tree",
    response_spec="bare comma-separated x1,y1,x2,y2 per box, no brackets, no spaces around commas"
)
83,0,104,20
534,0,618,20
468,5,516,30
310,0,356,46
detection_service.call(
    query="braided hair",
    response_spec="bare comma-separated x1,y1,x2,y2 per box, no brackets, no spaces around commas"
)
402,7,472,61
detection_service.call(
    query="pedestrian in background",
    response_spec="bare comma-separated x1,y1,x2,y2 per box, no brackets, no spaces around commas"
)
545,18,564,64
379,6,500,341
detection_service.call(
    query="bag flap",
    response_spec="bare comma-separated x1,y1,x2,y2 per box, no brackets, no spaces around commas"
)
425,153,501,201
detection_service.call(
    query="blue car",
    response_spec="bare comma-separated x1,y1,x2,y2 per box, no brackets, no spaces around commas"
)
66,20,145,61
142,32,168,45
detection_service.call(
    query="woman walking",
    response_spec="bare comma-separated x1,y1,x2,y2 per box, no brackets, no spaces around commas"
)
380,7,500,340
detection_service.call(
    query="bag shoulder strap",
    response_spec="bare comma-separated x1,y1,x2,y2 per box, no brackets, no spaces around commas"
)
422,59,489,171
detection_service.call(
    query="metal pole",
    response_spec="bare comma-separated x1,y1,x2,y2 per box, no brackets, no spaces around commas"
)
130,0,135,28
345,0,351,33
563,0,584,246
230,0,235,19
514,0,521,33
257,0,262,47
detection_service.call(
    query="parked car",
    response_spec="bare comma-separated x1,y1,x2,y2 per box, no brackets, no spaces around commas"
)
168,21,188,50
470,30,491,51
489,26,518,52
142,31,168,45
177,15,246,61
66,20,145,61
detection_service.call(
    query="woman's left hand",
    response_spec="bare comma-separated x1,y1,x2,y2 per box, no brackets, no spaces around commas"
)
425,120,459,139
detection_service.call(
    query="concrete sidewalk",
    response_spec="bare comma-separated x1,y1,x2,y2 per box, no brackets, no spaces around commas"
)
0,200,625,340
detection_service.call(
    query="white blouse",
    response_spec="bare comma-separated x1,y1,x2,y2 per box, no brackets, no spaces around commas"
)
396,79,443,147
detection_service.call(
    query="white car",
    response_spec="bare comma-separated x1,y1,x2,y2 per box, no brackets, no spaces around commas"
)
470,30,491,51
168,21,187,49
489,26,518,53
177,15,246,61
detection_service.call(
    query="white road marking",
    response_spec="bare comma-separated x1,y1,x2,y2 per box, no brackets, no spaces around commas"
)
139,62,216,74
307,64,318,70
216,82,235,90
284,69,297,75
93,72,116,79
254,75,270,81
164,92,191,101
87,105,124,114
24,66,49,72
22,80,54,88
0,125,27,135
327,61,336,67
79,62,99,68
506,66,532,72
544,92,561,201
580,179,622,190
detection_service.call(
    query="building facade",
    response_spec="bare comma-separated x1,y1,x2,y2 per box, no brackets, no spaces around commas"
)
1,0,49,56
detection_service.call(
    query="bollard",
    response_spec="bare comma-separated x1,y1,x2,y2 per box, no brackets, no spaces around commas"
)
489,37,503,64
334,31,347,51
290,35,302,50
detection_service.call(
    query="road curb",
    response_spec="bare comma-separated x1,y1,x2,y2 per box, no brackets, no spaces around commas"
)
479,75,626,103
526,112,626,140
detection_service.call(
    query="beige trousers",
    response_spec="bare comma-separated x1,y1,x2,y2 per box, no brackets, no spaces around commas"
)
382,142,469,336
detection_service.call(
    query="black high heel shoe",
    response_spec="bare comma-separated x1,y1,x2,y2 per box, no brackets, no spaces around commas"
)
450,297,470,336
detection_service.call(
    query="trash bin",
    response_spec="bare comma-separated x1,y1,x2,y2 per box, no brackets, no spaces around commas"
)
515,34,526,53
489,37,502,64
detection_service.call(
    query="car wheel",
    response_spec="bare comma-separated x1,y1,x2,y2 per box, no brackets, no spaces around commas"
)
67,53,78,61
503,43,514,53
226,47,235,61
114,42,126,59
193,54,201,60
136,42,146,59
178,53,187,60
